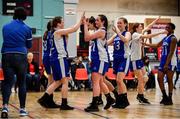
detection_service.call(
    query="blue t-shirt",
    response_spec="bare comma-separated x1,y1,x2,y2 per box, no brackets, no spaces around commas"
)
1,19,32,54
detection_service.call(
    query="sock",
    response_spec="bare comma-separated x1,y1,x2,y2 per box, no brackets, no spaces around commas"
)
169,93,172,99
162,90,167,97
112,89,118,98
92,96,99,105
62,98,67,105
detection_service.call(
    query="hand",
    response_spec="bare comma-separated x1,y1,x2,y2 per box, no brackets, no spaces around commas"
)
112,26,120,34
80,11,86,24
161,30,168,34
141,41,146,46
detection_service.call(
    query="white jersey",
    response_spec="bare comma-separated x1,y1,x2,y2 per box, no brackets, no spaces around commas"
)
51,35,68,60
90,28,109,62
130,32,142,61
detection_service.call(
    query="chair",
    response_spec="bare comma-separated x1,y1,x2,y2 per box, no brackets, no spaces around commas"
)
124,71,134,80
105,68,116,80
0,68,4,80
75,68,88,80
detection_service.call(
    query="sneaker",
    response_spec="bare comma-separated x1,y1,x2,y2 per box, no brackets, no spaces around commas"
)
84,104,99,112
60,104,74,110
104,97,115,110
137,95,150,104
19,108,28,116
1,107,8,118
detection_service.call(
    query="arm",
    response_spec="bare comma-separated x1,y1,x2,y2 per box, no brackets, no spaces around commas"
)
142,16,160,34
141,30,167,39
107,34,116,45
55,12,85,36
83,20,105,42
142,40,163,48
26,27,32,49
112,26,131,43
164,37,177,69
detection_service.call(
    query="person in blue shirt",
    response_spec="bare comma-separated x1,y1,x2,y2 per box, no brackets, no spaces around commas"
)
174,56,180,89
143,23,177,105
1,7,32,118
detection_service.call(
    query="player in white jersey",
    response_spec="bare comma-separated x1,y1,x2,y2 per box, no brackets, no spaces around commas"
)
88,16,118,105
38,12,85,110
83,15,115,112
107,17,131,109
130,17,167,104
143,23,177,105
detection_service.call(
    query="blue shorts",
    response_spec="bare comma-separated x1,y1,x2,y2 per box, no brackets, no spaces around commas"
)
130,59,144,71
91,60,109,75
50,57,70,81
158,61,176,72
113,58,130,74
43,56,52,75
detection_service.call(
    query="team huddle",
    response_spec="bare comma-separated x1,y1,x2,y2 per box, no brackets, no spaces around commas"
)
38,12,177,112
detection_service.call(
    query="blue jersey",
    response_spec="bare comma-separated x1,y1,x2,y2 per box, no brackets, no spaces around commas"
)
90,27,109,62
113,31,130,59
50,32,68,61
160,34,177,66
43,31,51,58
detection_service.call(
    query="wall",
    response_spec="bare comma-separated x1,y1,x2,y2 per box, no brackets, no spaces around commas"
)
0,0,64,57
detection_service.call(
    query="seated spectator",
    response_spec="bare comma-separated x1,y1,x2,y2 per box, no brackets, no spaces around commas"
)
26,52,40,91
143,56,155,90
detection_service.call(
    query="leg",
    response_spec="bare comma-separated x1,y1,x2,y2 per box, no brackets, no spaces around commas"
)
59,77,74,110
174,71,180,89
166,70,175,105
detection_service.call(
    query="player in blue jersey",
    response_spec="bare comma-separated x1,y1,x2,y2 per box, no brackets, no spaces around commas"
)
130,17,167,104
107,17,131,109
83,15,115,112
38,12,85,110
143,23,177,105
41,20,60,108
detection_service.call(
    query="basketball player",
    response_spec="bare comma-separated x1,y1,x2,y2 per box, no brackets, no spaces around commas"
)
107,17,131,109
142,23,177,105
42,20,60,108
83,14,115,112
130,17,167,104
38,12,85,110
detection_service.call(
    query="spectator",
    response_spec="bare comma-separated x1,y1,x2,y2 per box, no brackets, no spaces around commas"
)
26,52,40,91
174,56,180,89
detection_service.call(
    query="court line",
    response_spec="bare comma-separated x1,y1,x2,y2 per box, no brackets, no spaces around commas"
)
33,94,110,119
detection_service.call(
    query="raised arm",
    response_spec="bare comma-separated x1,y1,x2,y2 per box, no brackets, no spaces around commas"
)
112,26,131,43
83,18,105,42
55,12,85,36
141,30,168,39
142,40,163,48
142,16,160,34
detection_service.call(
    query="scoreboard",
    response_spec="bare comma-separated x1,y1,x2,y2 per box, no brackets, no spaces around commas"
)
2,0,33,16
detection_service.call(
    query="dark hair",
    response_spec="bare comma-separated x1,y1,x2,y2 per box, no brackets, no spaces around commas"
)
167,23,176,30
98,14,108,30
119,17,128,31
52,16,62,29
13,7,27,20
89,16,96,28
47,20,52,31
131,23,140,34
43,20,52,41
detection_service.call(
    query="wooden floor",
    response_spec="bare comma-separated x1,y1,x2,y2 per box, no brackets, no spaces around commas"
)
1,87,180,119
